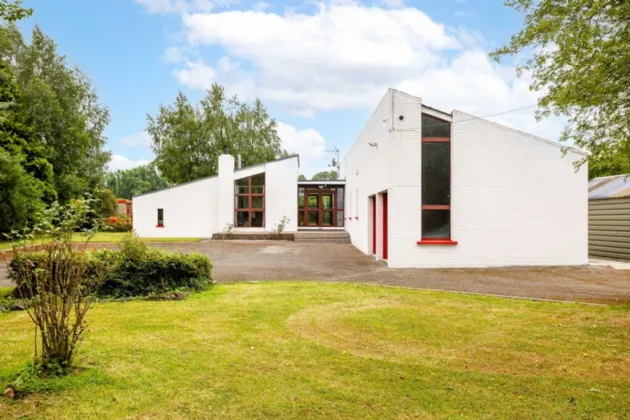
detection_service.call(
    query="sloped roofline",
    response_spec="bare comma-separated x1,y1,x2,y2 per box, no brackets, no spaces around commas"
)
452,110,589,157
133,154,299,199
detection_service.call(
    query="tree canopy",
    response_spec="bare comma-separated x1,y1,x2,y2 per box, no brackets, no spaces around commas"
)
104,164,170,199
311,170,338,181
0,25,111,202
491,0,630,170
0,0,31,23
147,84,286,184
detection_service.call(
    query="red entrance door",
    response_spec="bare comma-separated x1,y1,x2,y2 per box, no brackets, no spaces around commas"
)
371,196,376,254
382,192,388,260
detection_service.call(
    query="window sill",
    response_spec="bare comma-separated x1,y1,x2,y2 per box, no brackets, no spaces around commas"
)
156,225,165,228
417,239,458,245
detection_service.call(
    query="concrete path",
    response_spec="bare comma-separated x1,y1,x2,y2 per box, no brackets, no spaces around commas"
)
2,241,630,304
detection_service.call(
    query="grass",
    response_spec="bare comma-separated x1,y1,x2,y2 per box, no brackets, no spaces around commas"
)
0,232,204,250
0,282,628,418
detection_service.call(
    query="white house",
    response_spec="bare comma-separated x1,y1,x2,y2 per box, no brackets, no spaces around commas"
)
133,88,588,268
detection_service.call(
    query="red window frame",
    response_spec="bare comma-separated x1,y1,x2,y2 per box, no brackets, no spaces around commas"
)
235,174,265,228
418,114,457,245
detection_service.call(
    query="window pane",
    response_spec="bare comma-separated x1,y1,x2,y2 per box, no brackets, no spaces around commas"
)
298,211,305,227
322,211,333,226
336,210,344,227
422,210,450,238
422,114,450,138
251,173,265,186
235,196,249,209
236,211,250,227
235,178,249,194
251,211,264,227
252,196,264,209
308,195,318,208
251,174,265,194
322,194,333,209
337,188,344,209
308,211,318,226
422,142,450,205
157,208,164,225
298,188,305,208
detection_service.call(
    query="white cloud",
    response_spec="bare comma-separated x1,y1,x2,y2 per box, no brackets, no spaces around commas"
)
173,60,217,90
180,4,459,113
109,155,150,171
166,2,563,141
252,1,270,11
120,131,152,148
276,122,327,161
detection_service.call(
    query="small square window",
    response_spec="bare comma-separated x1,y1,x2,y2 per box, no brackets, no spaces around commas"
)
157,208,164,226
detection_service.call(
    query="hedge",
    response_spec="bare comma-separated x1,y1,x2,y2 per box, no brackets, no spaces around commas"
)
9,239,213,298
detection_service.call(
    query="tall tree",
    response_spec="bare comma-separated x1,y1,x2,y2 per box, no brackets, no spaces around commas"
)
104,164,170,199
147,84,286,184
491,0,630,168
311,170,338,181
0,25,111,202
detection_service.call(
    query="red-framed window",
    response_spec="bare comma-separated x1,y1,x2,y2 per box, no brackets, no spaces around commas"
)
235,173,265,227
419,114,456,244
157,208,164,227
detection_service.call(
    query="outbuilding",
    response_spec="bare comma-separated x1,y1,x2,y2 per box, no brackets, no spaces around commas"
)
133,88,589,268
588,175,630,260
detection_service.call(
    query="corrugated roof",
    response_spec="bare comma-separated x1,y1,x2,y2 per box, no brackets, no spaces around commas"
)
588,174,630,199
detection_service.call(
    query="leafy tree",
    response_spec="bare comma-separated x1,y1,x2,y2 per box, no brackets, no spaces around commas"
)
311,170,338,181
104,163,170,199
0,0,32,23
0,147,45,234
0,58,56,202
298,174,307,181
491,0,630,168
147,84,286,184
589,142,630,179
95,188,117,218
0,25,111,203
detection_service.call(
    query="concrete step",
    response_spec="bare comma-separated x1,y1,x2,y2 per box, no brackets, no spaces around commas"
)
294,231,351,243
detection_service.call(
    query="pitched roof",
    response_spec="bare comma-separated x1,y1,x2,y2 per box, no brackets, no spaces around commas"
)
588,174,630,199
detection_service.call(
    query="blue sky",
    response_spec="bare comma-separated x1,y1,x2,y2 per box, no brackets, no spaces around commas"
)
18,0,560,177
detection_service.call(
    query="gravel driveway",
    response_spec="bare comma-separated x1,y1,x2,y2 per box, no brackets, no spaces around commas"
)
2,241,630,304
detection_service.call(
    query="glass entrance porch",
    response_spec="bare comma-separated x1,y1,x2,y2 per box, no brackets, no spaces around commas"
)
298,185,344,228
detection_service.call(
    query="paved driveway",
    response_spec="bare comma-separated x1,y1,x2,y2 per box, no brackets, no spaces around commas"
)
2,241,630,304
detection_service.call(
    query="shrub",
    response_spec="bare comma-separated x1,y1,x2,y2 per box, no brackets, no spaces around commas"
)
4,198,106,373
10,237,213,299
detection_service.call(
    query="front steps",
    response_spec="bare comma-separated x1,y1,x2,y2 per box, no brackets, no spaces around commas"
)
294,231,351,244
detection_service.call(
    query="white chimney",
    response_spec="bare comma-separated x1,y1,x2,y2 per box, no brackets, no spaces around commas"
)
237,155,242,169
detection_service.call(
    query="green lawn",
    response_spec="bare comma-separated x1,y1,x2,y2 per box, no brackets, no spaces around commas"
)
0,232,204,250
0,283,628,418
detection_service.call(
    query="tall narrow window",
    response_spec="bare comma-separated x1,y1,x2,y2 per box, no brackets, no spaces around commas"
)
157,208,164,227
421,114,453,241
235,174,265,227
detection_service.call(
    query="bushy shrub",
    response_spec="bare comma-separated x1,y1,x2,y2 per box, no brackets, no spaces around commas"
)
10,237,213,299
96,237,213,297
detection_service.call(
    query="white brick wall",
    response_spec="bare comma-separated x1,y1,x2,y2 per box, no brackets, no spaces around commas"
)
344,90,393,255
133,156,299,237
345,89,589,267
133,176,219,238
